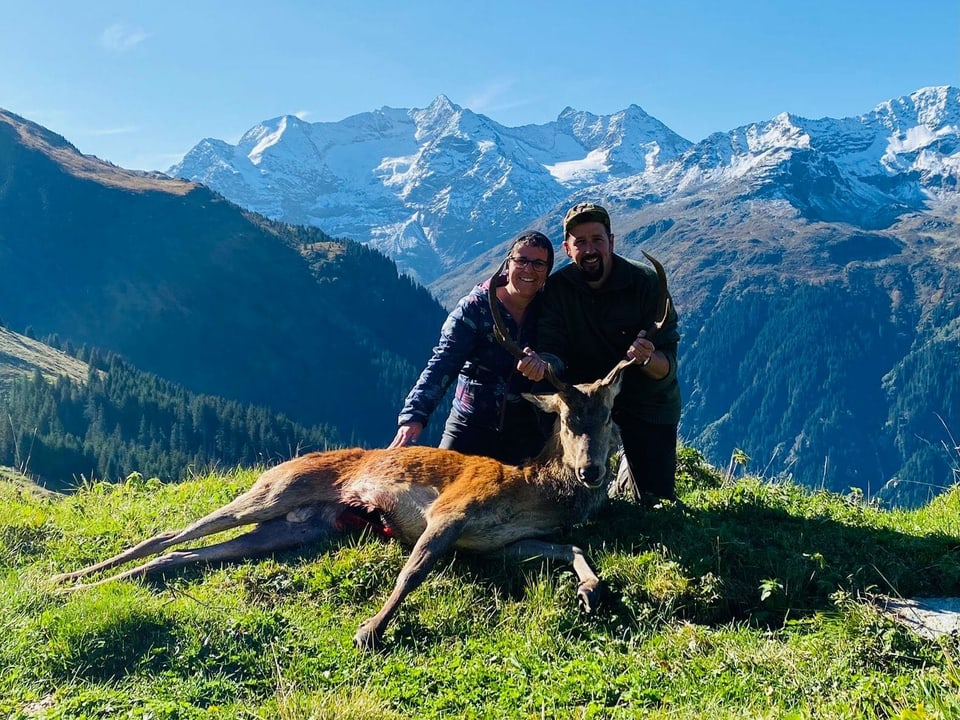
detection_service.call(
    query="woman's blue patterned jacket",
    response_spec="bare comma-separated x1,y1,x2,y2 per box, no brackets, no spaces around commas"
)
397,278,541,432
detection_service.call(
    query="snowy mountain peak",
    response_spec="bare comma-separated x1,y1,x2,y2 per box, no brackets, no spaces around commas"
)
426,94,458,115
742,113,810,152
411,95,465,140
872,85,959,130
237,114,314,165
169,86,959,285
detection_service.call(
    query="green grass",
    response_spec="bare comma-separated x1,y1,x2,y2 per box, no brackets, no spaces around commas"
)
1,451,959,719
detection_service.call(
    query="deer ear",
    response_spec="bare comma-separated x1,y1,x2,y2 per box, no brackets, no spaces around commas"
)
521,392,560,414
600,357,636,391
606,373,626,396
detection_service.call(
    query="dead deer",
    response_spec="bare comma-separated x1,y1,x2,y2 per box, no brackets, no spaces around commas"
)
50,252,672,651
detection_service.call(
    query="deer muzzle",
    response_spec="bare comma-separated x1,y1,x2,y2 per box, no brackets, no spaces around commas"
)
576,464,605,489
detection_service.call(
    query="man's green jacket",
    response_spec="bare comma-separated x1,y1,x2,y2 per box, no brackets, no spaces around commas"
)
537,254,681,425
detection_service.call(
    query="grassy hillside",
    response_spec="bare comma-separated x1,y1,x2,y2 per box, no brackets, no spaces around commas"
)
1,451,958,718
0,327,91,387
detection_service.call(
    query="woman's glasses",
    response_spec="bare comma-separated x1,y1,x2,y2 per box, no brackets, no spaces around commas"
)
510,256,549,271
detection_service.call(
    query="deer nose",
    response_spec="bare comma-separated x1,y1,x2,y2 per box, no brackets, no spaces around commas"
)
577,465,602,488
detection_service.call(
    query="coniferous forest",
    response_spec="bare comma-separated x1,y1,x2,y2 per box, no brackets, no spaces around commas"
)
0,344,339,491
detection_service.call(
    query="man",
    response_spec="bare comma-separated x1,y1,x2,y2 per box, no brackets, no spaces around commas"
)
518,202,681,502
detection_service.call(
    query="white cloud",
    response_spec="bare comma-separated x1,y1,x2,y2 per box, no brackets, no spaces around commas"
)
294,110,311,120
463,81,514,115
464,81,539,124
99,23,148,51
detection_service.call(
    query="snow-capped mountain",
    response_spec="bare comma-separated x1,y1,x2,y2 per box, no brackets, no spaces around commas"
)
172,87,957,286
170,94,692,284
607,85,960,228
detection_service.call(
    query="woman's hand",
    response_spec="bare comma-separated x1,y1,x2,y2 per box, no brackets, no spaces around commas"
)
388,422,423,448
517,347,548,381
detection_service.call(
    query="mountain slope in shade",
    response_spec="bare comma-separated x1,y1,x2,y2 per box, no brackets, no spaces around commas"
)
0,109,447,447
592,191,960,506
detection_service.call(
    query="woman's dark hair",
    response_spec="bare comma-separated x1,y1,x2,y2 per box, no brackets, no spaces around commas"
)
507,231,555,274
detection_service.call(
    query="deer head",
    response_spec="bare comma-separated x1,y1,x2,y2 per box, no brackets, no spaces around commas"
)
522,358,635,488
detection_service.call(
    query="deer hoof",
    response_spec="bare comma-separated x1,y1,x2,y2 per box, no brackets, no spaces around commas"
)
577,580,604,615
353,620,385,652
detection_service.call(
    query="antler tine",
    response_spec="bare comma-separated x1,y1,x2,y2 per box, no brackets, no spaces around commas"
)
641,250,673,340
487,265,527,362
541,362,570,393
487,267,569,393
602,252,670,385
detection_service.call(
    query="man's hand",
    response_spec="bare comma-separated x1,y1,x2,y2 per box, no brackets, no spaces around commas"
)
517,346,548,381
388,422,423,448
626,330,655,365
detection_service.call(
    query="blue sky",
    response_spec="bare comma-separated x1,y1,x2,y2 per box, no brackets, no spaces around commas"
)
2,1,957,172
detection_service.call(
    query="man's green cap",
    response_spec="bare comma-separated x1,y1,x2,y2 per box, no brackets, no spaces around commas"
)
563,202,611,235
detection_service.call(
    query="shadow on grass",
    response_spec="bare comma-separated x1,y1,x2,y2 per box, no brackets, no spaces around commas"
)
571,491,960,629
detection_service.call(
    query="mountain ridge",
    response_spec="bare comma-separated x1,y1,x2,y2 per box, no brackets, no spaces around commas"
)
169,86,958,294
170,94,694,284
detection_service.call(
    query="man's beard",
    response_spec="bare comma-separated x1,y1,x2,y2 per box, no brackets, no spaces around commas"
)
576,253,605,282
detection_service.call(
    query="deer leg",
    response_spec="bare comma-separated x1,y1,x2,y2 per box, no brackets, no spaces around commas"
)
50,528,196,585
54,508,337,591
51,508,264,585
504,539,604,614
50,476,334,586
51,505,332,587
51,457,352,586
354,515,466,651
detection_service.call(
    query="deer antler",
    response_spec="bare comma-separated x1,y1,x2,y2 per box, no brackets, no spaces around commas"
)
641,250,672,341
601,252,671,385
487,267,569,393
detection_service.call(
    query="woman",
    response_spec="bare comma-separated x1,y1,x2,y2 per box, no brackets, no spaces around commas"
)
388,231,554,465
